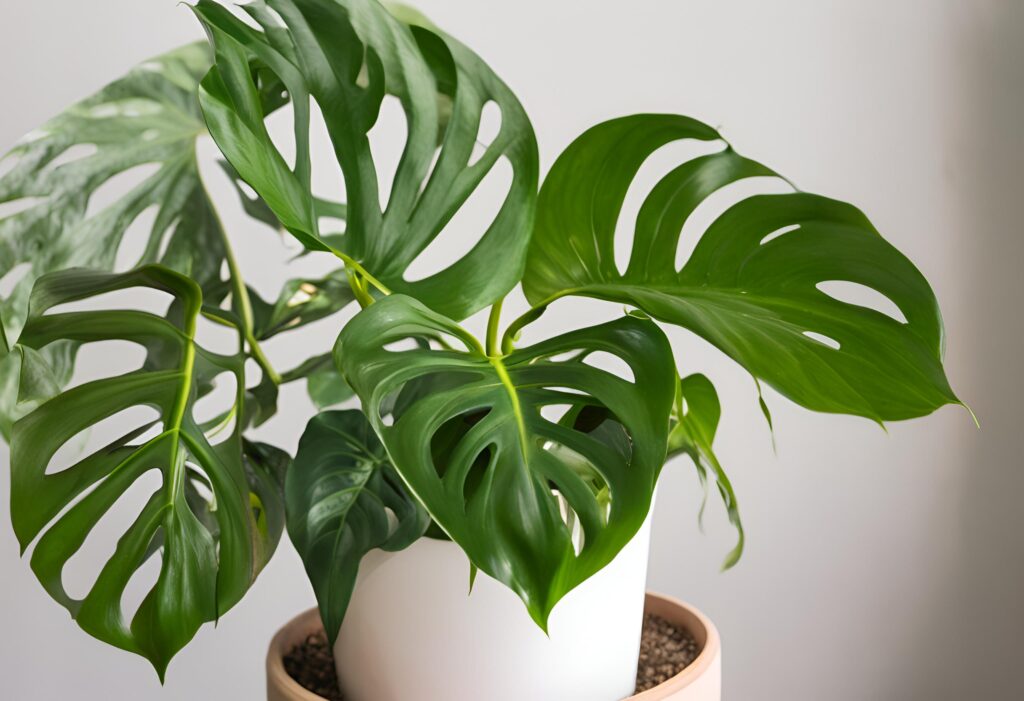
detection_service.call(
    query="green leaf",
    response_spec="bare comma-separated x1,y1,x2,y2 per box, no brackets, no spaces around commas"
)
0,43,227,335
523,114,959,422
193,0,539,320
250,270,356,341
667,373,743,569
336,294,676,627
306,364,355,409
9,266,283,678
286,409,428,643
0,42,287,436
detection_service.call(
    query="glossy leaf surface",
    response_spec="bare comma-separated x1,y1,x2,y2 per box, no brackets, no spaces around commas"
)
194,0,539,320
337,294,675,626
523,114,959,422
9,266,284,677
286,409,428,642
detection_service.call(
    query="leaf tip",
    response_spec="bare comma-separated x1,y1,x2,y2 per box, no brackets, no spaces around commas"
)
960,400,980,429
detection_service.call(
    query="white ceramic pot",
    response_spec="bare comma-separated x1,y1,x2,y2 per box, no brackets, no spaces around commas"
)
332,515,654,701
266,591,722,701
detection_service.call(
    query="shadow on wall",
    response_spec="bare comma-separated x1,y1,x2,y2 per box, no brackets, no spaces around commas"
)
904,3,1024,700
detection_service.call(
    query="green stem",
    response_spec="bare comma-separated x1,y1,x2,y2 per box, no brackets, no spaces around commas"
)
333,250,392,296
486,297,504,357
346,268,376,308
500,289,575,354
223,236,282,384
199,153,281,385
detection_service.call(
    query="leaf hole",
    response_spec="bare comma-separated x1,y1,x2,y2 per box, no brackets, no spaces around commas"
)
83,163,162,221
802,331,841,350
60,468,162,602
383,337,422,353
154,215,182,262
0,262,32,298
468,100,502,167
760,223,800,245
368,95,408,212
581,351,635,383
264,94,298,172
45,406,161,476
614,138,727,276
308,98,347,204
119,542,161,626
194,313,241,356
43,287,175,317
318,216,346,236
244,357,264,390
676,175,791,271
816,280,908,324
42,143,98,173
403,156,513,283
114,204,160,271
0,196,46,219
193,370,239,426
65,340,148,393
539,403,575,423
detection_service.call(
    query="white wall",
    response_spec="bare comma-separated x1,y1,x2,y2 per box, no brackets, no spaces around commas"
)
1,1,1021,699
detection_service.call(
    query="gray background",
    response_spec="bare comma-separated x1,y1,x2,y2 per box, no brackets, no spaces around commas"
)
1,1,1022,699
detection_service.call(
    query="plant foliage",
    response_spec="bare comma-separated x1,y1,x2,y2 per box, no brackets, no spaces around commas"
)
0,0,963,678
9,266,284,678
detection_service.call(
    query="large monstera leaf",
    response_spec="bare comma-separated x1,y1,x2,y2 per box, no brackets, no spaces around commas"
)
286,409,428,643
9,266,284,677
0,43,226,336
193,0,539,320
0,42,290,436
336,294,676,626
523,114,960,422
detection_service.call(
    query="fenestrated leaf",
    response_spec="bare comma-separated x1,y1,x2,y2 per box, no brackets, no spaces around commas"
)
523,114,960,423
667,373,743,568
286,409,428,643
0,43,226,337
0,42,288,436
9,266,283,678
336,294,676,627
193,0,539,320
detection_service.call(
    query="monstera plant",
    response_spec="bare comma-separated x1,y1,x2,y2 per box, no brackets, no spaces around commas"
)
1,0,961,693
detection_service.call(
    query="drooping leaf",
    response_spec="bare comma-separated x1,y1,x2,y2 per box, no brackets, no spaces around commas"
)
523,114,959,422
193,0,539,320
286,409,428,643
336,294,676,627
667,373,743,568
9,266,284,677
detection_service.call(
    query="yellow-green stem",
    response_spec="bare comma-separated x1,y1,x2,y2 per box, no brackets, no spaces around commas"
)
486,297,504,357
333,250,392,296
199,152,281,384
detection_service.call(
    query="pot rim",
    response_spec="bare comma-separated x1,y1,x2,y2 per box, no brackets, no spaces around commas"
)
631,592,721,700
267,591,720,700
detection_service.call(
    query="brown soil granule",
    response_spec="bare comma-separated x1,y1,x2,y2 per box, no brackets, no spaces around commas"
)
284,613,700,699
283,633,344,701
634,612,701,693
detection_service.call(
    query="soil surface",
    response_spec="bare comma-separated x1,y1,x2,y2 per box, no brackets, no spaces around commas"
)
284,612,699,699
